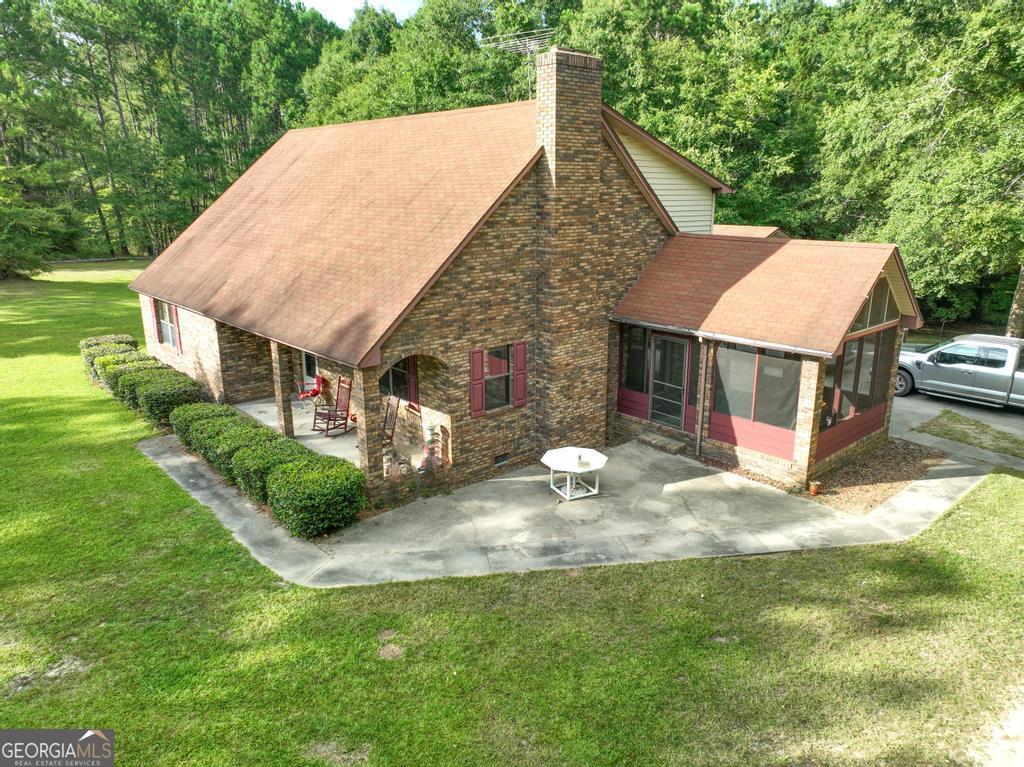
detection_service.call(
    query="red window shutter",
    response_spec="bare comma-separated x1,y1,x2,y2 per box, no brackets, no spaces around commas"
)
469,348,485,417
405,356,420,410
512,340,527,406
150,297,162,344
171,304,183,352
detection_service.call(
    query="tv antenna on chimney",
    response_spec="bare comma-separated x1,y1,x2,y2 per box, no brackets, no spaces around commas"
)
480,27,554,98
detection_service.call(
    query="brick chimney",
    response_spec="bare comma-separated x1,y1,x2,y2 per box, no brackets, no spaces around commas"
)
535,47,604,188
533,48,609,450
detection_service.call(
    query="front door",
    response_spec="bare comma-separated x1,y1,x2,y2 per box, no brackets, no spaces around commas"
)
649,335,689,430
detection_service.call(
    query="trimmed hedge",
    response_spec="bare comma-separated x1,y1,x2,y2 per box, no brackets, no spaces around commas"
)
137,374,203,425
232,439,314,504
79,334,138,351
169,403,240,449
267,457,366,538
116,367,185,409
82,342,135,378
194,418,277,483
104,359,165,393
94,351,151,389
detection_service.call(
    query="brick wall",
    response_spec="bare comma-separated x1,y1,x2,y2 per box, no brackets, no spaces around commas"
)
217,323,274,402
139,294,225,400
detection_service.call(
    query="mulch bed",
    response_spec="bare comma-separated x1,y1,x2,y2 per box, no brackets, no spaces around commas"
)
702,438,947,514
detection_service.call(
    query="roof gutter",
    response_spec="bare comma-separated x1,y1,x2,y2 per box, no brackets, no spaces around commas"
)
133,290,363,368
610,316,832,358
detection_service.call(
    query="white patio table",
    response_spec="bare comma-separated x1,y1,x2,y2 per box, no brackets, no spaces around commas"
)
541,447,608,501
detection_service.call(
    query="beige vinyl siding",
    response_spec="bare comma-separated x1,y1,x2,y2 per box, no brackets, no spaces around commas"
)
882,256,917,318
615,128,715,233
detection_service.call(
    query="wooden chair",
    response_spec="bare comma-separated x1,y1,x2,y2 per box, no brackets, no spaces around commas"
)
312,377,352,436
381,395,399,447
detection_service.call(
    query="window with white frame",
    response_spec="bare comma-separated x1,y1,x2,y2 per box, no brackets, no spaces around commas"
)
484,345,511,410
155,300,178,348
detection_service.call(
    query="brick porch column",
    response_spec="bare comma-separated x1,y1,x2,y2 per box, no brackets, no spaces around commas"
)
792,355,826,484
695,340,716,458
352,366,385,496
270,340,294,437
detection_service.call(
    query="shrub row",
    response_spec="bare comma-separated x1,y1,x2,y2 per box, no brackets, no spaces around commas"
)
167,402,366,538
79,334,203,425
79,334,139,351
82,342,136,379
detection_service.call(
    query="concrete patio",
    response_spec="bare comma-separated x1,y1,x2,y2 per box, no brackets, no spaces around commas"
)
233,396,360,464
138,431,989,588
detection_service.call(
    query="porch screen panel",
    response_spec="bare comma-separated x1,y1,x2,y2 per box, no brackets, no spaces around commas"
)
687,341,699,406
856,334,877,412
820,355,839,430
838,339,860,419
620,326,648,393
868,280,890,327
871,327,898,406
753,350,800,429
713,344,756,418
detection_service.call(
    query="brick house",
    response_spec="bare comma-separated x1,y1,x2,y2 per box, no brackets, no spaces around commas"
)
130,48,923,499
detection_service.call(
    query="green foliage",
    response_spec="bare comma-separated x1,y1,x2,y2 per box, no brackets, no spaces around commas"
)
79,334,138,351
81,342,135,378
0,0,340,260
104,359,165,393
232,439,314,504
267,457,366,538
136,375,203,425
10,0,1024,323
94,350,151,389
116,367,185,409
168,403,241,449
189,418,277,483
980,274,1019,326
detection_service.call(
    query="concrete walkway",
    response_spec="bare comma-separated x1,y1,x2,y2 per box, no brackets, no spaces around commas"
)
138,434,990,588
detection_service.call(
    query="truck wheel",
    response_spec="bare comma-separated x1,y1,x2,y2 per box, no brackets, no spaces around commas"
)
894,369,913,397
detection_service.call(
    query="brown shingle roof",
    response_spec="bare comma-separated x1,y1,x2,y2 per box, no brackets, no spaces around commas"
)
130,100,542,366
615,234,921,356
712,224,788,239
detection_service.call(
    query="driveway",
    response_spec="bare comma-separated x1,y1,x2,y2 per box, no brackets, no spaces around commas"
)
891,389,1024,441
140,433,986,588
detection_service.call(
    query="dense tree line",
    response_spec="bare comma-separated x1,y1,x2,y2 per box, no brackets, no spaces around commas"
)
0,0,337,273
3,0,1022,330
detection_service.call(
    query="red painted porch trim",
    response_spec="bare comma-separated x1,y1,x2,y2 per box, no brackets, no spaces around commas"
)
816,402,887,460
616,388,650,420
708,412,796,460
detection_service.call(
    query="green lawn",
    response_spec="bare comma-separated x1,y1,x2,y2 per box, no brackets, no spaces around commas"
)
2,265,1024,766
919,409,1024,460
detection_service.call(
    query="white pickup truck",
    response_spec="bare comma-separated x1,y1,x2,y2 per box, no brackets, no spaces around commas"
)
896,333,1024,408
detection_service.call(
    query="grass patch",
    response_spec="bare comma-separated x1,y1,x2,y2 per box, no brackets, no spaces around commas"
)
918,409,1024,459
2,263,1024,765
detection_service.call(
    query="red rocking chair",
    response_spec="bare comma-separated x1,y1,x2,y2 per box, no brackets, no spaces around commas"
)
313,377,353,436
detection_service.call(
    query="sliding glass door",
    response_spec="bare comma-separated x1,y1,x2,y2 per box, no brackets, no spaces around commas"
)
649,335,689,430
